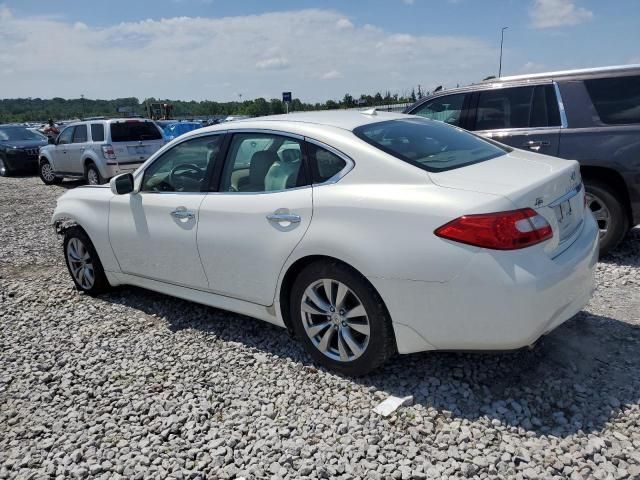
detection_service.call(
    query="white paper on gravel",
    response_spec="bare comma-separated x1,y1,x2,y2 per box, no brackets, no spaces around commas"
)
372,395,414,417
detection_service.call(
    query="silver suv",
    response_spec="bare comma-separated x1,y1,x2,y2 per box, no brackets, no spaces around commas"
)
38,119,164,186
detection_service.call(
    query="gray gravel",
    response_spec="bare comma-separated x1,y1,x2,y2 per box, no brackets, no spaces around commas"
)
1,176,639,480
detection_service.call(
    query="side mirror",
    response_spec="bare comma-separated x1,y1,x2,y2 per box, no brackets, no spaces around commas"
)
48,137,56,144
110,173,135,195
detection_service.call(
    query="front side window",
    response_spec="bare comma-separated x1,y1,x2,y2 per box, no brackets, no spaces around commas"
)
220,133,307,192
584,75,640,125
411,93,467,127
354,118,507,172
141,135,223,192
57,127,74,145
72,125,88,143
91,124,105,142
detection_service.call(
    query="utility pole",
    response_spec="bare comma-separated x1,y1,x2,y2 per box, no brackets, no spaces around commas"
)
498,26,508,78
80,94,85,119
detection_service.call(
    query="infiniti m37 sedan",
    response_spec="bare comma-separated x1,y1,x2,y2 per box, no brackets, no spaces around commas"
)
52,111,598,375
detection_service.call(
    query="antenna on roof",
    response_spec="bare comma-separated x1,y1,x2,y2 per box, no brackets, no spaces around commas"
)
360,107,377,116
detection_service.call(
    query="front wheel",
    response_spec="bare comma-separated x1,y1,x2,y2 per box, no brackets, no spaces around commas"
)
63,227,110,294
290,261,396,376
585,180,628,255
39,159,62,185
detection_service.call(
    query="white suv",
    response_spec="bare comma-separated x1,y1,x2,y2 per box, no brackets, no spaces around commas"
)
38,119,164,185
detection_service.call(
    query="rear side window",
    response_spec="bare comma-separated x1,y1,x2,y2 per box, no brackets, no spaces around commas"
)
584,75,640,125
110,121,162,142
90,124,105,142
354,118,507,172
72,125,87,143
307,143,347,182
473,85,560,130
411,93,467,127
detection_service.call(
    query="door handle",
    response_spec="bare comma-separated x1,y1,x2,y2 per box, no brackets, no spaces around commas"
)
267,213,301,223
523,140,550,152
170,207,195,219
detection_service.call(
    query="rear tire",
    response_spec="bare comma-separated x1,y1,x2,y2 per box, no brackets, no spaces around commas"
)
0,156,11,177
86,162,103,185
585,180,628,255
63,226,110,295
39,159,62,185
290,260,396,376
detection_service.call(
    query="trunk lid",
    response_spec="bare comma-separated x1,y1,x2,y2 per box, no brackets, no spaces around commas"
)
429,149,586,256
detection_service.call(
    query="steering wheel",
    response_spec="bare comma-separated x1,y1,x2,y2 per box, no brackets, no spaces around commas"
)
169,163,203,190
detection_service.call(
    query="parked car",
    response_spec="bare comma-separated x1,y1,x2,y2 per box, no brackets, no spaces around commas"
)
404,64,640,254
52,111,598,375
162,121,202,142
38,119,164,185
0,125,48,176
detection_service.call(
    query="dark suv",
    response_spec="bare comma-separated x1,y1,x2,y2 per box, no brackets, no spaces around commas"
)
404,64,640,254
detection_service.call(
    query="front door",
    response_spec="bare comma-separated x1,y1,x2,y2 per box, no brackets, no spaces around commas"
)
108,133,225,289
53,126,74,172
197,132,313,305
66,124,89,174
469,84,562,156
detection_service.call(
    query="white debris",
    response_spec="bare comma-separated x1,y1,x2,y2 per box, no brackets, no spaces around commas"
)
373,395,414,417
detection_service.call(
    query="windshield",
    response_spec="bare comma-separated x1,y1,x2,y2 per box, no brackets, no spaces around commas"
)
110,121,162,142
0,127,44,142
353,118,508,172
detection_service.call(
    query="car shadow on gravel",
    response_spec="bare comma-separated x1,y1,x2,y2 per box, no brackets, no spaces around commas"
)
599,227,640,267
101,287,639,439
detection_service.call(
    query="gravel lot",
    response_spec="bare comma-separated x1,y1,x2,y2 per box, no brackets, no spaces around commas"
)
1,176,639,480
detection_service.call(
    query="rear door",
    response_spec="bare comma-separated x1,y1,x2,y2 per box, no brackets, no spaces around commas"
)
469,84,562,156
108,120,164,170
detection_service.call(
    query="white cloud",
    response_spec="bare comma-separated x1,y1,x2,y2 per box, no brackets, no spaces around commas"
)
529,0,593,29
402,0,415,5
0,7,496,102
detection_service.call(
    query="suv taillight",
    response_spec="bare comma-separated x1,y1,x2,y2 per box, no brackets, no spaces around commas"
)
435,208,552,250
101,144,116,160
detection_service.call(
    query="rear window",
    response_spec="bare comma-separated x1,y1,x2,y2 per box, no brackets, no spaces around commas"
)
353,118,508,172
584,75,640,125
110,121,162,142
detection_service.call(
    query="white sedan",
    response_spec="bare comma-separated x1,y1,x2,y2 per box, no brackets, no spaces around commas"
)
52,111,598,375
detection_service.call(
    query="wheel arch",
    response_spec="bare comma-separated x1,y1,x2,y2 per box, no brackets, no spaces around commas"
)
580,165,632,224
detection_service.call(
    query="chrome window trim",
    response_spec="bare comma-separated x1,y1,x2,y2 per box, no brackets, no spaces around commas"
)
477,126,561,137
553,82,569,129
304,136,355,185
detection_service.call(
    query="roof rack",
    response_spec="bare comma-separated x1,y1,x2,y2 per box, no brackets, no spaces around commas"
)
486,64,640,82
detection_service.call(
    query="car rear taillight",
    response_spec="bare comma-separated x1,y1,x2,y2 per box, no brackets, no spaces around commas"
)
435,208,553,250
101,144,116,160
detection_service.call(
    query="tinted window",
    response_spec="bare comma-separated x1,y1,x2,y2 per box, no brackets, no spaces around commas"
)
473,85,561,130
584,75,640,125
307,143,347,182
221,133,306,192
72,125,88,143
57,127,74,145
91,124,105,142
110,121,162,142
141,135,223,192
411,93,467,127
354,118,507,172
0,127,43,141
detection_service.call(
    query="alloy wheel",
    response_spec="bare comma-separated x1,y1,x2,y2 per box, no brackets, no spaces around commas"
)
66,237,95,290
41,162,55,182
585,192,610,238
300,278,370,362
87,168,99,185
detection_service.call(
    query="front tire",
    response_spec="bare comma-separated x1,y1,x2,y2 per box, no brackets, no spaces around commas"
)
86,163,103,185
63,227,110,295
585,180,628,255
39,159,62,185
290,261,396,376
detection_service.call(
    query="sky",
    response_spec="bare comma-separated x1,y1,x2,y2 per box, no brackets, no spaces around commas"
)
0,0,638,102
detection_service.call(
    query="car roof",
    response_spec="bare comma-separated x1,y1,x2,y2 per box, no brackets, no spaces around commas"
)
221,110,411,132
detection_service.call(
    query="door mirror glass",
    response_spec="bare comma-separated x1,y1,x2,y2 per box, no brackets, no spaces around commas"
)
110,173,135,195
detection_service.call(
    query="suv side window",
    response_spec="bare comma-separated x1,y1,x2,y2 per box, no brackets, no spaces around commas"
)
72,125,88,143
411,93,467,127
584,75,640,125
307,143,347,183
473,85,560,130
220,133,307,192
90,124,105,142
141,135,223,192
57,127,74,145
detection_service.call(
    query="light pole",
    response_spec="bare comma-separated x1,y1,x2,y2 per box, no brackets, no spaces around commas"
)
498,26,508,78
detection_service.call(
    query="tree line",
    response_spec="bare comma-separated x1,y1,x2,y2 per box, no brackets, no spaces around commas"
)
0,88,430,123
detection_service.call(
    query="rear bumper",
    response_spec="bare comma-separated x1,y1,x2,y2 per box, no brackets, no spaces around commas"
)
103,162,144,179
370,212,599,354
